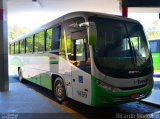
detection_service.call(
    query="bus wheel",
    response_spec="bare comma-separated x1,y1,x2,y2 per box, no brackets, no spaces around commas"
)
18,68,24,82
54,77,66,103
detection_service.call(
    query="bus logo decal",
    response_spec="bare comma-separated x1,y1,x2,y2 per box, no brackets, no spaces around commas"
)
128,71,141,74
78,76,83,83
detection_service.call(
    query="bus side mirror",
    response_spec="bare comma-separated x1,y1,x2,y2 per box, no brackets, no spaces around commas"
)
79,22,97,45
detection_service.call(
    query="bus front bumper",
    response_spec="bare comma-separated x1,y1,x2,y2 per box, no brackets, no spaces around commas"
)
91,77,153,107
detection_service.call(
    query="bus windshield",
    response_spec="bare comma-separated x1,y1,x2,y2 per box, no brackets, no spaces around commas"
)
149,40,160,53
89,17,152,78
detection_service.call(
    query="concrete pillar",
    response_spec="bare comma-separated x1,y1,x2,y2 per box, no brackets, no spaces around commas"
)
120,0,128,17
0,0,8,92
122,7,128,17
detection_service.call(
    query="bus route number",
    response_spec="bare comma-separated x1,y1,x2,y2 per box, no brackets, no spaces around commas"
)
77,90,87,98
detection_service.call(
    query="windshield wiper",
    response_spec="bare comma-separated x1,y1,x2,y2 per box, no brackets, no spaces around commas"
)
129,39,146,67
128,39,137,67
131,41,138,65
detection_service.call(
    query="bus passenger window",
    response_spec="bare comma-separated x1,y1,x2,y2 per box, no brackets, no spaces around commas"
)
20,40,25,54
9,45,11,54
46,28,52,51
38,31,45,51
34,34,39,52
15,42,19,54
11,43,15,54
26,36,33,53
52,26,61,50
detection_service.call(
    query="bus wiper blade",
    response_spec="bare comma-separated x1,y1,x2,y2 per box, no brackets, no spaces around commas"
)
131,41,137,65
128,39,137,67
131,40,146,67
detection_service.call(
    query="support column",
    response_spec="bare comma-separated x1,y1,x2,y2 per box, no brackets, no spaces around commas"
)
0,0,8,92
122,7,128,17
120,0,128,17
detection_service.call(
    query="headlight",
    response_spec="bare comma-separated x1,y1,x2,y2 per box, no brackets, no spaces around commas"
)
96,79,120,92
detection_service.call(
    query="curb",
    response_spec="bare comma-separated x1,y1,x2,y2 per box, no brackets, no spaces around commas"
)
140,100,160,108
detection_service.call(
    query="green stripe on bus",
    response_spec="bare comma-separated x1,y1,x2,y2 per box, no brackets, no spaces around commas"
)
91,75,153,107
91,76,97,107
50,61,59,64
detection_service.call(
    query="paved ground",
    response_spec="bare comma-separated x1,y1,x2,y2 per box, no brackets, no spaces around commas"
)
0,74,160,119
0,75,76,119
141,78,160,107
17,75,160,119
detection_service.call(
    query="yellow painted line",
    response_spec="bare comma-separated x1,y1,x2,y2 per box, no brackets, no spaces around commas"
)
36,92,87,119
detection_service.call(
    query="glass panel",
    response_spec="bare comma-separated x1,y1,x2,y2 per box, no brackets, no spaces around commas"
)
89,17,152,78
64,17,90,73
15,42,19,54
76,39,85,61
26,36,33,53
52,26,61,50
20,40,25,53
34,34,39,52
38,31,44,51
46,29,52,51
11,44,15,54
67,38,74,60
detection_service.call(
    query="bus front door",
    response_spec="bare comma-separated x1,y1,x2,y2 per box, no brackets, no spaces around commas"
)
70,39,92,105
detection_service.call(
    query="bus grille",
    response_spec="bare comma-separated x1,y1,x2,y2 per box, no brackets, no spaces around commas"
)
119,84,147,90
113,93,147,103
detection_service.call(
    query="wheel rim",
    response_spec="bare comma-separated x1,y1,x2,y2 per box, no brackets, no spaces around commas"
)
55,82,64,98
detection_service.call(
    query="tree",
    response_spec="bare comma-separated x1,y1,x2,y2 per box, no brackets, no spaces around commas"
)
8,25,30,41
145,20,160,39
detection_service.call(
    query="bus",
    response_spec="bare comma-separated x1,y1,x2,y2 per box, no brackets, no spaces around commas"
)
149,39,160,74
9,11,153,107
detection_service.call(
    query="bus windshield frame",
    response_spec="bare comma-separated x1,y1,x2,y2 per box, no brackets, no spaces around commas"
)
88,16,152,78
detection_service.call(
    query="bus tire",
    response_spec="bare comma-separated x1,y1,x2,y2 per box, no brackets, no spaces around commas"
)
54,77,66,103
18,68,24,83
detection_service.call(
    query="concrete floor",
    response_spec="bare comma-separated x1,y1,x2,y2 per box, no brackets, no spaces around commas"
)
1,73,159,119
0,75,75,119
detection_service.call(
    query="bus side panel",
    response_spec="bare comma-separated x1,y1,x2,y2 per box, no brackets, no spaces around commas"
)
38,53,52,90
58,56,73,99
71,66,92,105
22,54,41,85
22,53,52,90
152,53,160,73
9,55,23,76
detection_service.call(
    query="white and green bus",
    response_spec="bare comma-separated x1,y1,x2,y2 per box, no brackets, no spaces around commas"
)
9,12,153,107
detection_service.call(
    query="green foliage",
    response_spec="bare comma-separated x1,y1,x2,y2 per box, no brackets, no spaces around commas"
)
46,29,52,51
20,40,25,53
11,44,14,54
35,34,39,52
38,31,44,51
26,36,33,53
15,42,19,54
8,25,30,41
145,20,160,40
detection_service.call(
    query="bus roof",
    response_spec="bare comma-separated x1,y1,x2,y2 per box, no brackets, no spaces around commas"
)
148,38,160,41
9,11,140,44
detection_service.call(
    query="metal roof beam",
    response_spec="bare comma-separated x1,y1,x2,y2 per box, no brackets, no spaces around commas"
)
122,0,160,7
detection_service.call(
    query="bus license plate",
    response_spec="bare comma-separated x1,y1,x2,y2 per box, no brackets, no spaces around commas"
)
131,93,140,99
